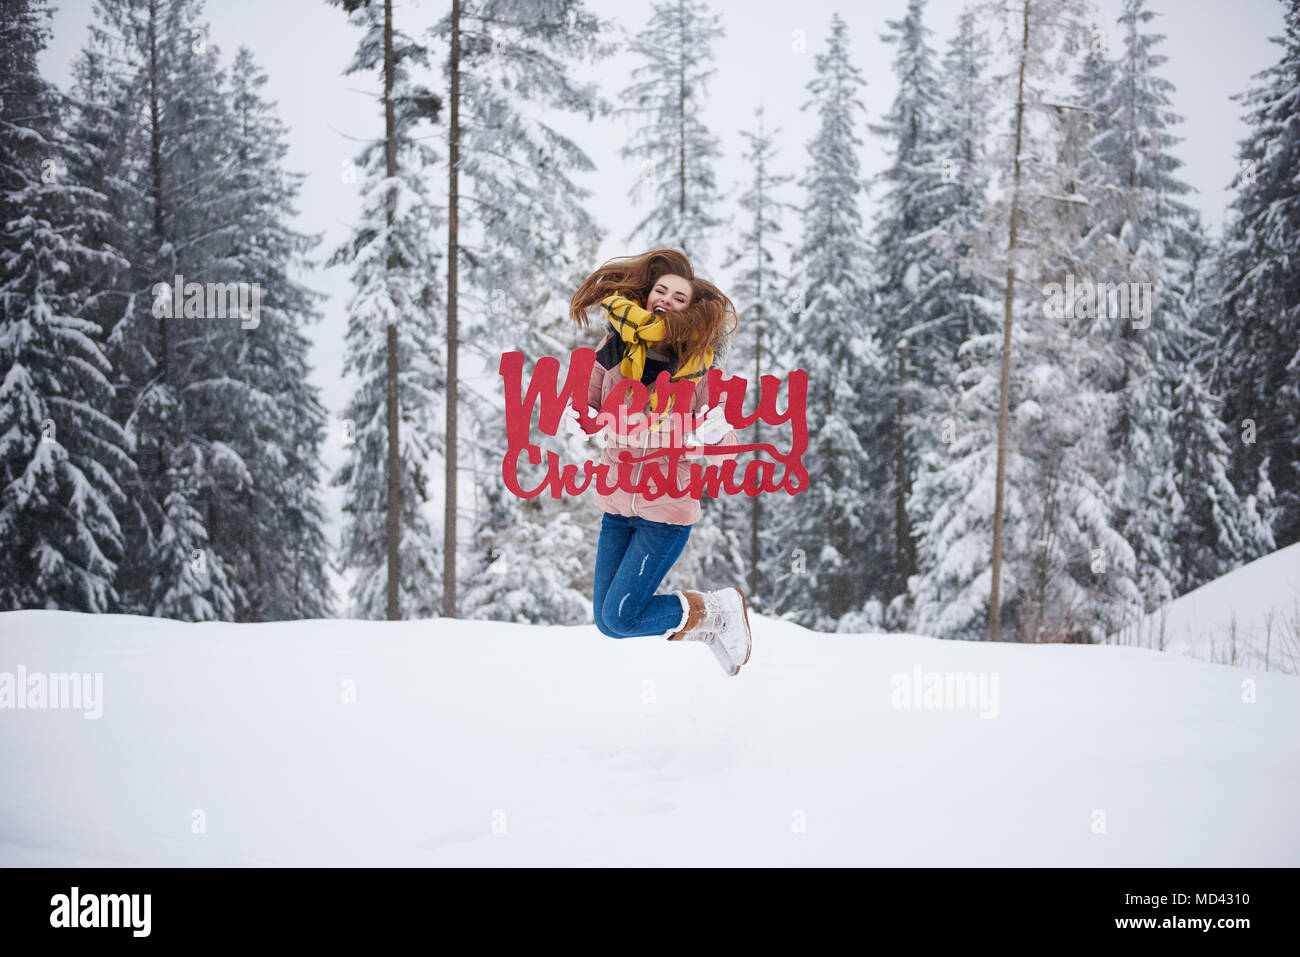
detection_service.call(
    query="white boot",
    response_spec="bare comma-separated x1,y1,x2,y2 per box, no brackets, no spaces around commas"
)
705,632,739,676
667,590,742,676
701,586,752,670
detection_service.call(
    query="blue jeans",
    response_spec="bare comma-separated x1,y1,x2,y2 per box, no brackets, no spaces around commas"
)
593,512,692,638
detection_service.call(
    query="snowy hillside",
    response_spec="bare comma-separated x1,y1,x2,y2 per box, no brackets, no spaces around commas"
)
1113,541,1300,674
2,609,1297,866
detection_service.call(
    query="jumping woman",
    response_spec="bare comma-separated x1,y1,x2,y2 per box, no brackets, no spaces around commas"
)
564,248,753,676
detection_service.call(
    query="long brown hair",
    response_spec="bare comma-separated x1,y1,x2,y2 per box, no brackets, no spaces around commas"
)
568,248,739,371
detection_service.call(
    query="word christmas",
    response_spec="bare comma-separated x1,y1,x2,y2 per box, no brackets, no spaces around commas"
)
498,348,809,504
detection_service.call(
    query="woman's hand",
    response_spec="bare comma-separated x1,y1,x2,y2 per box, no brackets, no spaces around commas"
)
563,407,604,462
685,405,728,445
567,405,660,456
562,406,592,441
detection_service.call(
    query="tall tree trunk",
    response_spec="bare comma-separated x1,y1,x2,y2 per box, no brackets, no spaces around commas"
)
989,0,1030,643
384,0,402,620
894,338,914,596
444,0,461,617
147,0,169,511
749,203,765,609
678,0,686,249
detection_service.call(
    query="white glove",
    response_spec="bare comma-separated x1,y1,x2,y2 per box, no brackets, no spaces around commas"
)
684,405,728,446
563,406,604,462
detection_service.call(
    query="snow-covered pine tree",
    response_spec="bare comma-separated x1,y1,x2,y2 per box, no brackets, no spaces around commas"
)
66,0,242,620
215,47,334,621
1025,17,1148,642
913,0,1140,642
1238,454,1279,564
427,1,618,624
993,0,1105,642
716,104,797,612
0,0,132,612
1070,0,1204,615
61,10,332,621
615,0,726,267
60,3,146,615
430,0,613,328
775,11,883,629
865,0,950,610
869,0,948,374
1213,0,1300,549
937,6,998,342
1168,370,1245,592
1014,97,1140,643
1085,10,1270,609
330,0,445,619
904,4,1001,634
1185,232,1277,571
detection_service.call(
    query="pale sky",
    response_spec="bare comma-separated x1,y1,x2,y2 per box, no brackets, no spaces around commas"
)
37,0,1287,581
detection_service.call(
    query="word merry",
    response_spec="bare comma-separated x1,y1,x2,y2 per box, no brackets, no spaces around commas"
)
50,887,151,937
498,348,809,503
0,665,102,719
1041,274,1153,328
152,273,261,329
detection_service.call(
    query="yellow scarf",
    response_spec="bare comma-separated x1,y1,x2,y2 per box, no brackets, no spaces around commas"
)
600,291,713,429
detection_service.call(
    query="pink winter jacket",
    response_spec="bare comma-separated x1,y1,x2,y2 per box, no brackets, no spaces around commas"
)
585,329,743,526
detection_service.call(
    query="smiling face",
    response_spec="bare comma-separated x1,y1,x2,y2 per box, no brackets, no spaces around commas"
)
648,273,693,314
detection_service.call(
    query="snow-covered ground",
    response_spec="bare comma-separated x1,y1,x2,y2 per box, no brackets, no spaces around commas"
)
1113,541,1300,674
2,605,1297,866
